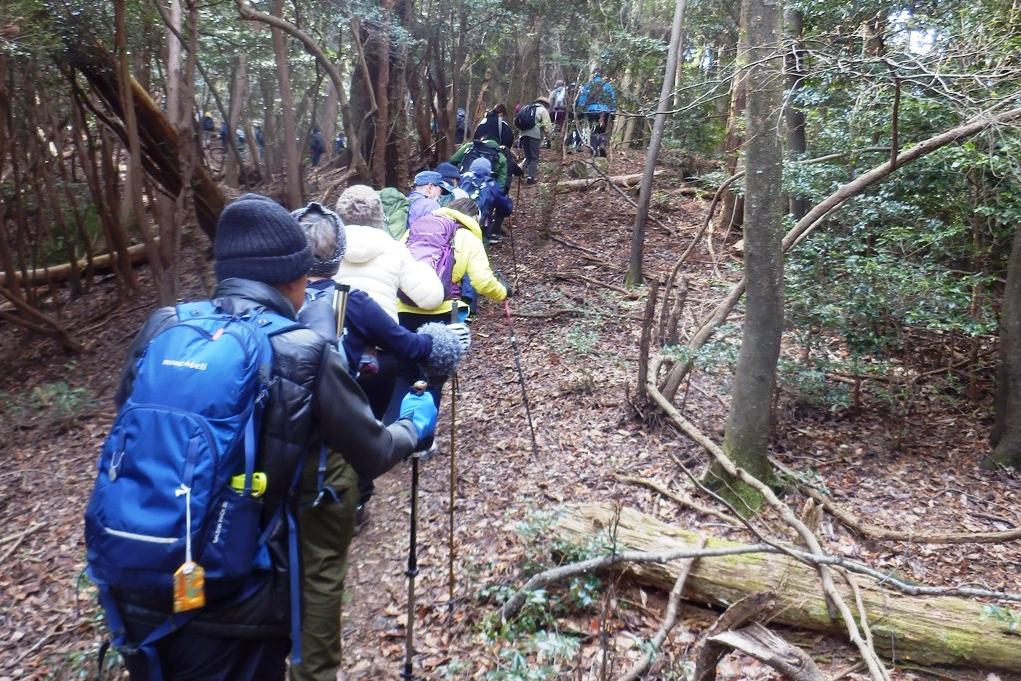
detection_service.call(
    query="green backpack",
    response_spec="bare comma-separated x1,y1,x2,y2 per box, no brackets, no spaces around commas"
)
379,187,410,240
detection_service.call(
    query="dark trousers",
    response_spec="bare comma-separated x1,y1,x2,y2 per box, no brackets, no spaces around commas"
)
521,136,541,180
123,632,288,680
354,353,401,505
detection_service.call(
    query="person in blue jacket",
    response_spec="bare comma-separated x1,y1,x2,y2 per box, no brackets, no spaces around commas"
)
574,67,617,155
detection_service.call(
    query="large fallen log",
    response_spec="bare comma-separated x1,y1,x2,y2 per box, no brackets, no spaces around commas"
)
552,503,1021,671
0,241,152,287
556,171,660,191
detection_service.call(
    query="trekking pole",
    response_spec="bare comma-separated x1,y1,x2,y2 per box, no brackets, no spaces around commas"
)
402,380,428,681
506,210,520,289
502,300,539,459
447,306,458,611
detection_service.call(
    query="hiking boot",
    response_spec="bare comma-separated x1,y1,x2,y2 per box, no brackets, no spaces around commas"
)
526,177,536,185
354,504,369,535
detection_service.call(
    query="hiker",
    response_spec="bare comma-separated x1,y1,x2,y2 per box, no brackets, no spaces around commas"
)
309,127,326,167
334,184,443,321
548,79,568,138
436,162,469,206
575,67,617,155
388,198,510,417
291,202,468,681
334,132,346,153
379,187,411,241
85,193,438,681
455,107,467,143
254,123,265,153
515,95,554,184
474,104,515,148
459,157,513,244
449,136,509,193
407,170,452,224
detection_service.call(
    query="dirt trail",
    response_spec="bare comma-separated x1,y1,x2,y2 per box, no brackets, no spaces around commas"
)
2,149,1020,680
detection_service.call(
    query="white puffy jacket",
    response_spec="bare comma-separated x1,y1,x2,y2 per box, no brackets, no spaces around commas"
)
335,223,444,321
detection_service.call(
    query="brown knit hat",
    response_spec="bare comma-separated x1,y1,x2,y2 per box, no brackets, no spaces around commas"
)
335,184,385,230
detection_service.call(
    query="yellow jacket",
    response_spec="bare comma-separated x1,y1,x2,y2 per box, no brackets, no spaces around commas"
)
397,208,508,315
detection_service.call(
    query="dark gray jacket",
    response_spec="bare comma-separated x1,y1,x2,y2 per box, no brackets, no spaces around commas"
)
114,277,417,637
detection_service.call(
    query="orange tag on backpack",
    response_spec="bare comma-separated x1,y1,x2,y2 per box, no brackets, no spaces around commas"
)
173,561,206,612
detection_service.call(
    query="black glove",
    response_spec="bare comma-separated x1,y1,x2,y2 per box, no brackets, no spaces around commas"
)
496,271,512,298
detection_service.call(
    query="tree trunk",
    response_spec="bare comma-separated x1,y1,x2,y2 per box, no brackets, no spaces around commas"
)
66,38,225,239
271,0,302,208
708,0,783,511
625,0,687,288
164,0,185,129
717,1,748,233
223,54,249,188
371,1,393,187
987,224,1021,468
784,9,808,219
554,503,1021,672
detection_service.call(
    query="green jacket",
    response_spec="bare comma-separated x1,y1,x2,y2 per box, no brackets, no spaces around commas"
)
448,139,508,189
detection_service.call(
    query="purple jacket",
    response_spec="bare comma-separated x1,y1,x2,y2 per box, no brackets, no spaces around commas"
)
407,190,441,226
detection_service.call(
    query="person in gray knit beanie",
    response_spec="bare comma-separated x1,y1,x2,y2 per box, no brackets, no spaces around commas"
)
335,185,385,230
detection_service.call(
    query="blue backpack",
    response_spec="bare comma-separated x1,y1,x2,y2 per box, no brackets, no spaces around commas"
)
460,172,495,224
84,301,304,674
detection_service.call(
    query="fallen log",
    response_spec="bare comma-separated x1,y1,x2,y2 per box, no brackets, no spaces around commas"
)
0,241,152,288
552,503,1021,671
556,171,661,191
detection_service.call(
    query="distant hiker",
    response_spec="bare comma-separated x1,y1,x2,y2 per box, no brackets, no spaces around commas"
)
200,112,214,133
407,170,452,225
290,203,465,680
334,184,443,321
219,120,229,146
309,127,326,167
253,123,265,152
388,198,509,417
515,95,554,184
85,192,437,681
575,68,617,156
449,137,509,193
435,162,469,206
334,132,347,153
455,107,467,143
459,157,513,244
548,79,567,136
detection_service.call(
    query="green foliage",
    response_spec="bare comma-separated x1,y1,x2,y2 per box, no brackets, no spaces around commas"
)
29,380,93,431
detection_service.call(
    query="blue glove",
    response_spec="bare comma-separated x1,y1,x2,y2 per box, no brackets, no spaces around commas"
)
399,390,437,443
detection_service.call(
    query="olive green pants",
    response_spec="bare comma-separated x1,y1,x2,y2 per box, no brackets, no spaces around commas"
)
290,454,358,681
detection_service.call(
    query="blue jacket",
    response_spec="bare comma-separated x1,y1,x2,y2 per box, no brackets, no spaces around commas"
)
304,280,432,372
576,76,617,114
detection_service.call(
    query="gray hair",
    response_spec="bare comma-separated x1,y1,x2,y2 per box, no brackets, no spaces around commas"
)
291,202,346,277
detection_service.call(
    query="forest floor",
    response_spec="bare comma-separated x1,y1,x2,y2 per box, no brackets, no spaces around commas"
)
1,148,1020,680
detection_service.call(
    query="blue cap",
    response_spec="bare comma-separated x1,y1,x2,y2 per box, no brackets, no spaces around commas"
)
414,170,452,194
435,162,461,181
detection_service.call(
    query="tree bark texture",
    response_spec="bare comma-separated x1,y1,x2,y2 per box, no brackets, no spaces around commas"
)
711,0,784,506
554,503,1021,671
626,0,687,287
988,224,1021,467
784,9,808,219
270,0,302,208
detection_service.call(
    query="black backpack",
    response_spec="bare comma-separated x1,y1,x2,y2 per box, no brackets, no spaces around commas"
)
514,104,538,130
457,142,502,174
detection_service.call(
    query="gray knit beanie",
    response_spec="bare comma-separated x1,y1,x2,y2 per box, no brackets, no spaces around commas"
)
291,202,346,278
335,184,385,230
214,193,312,284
